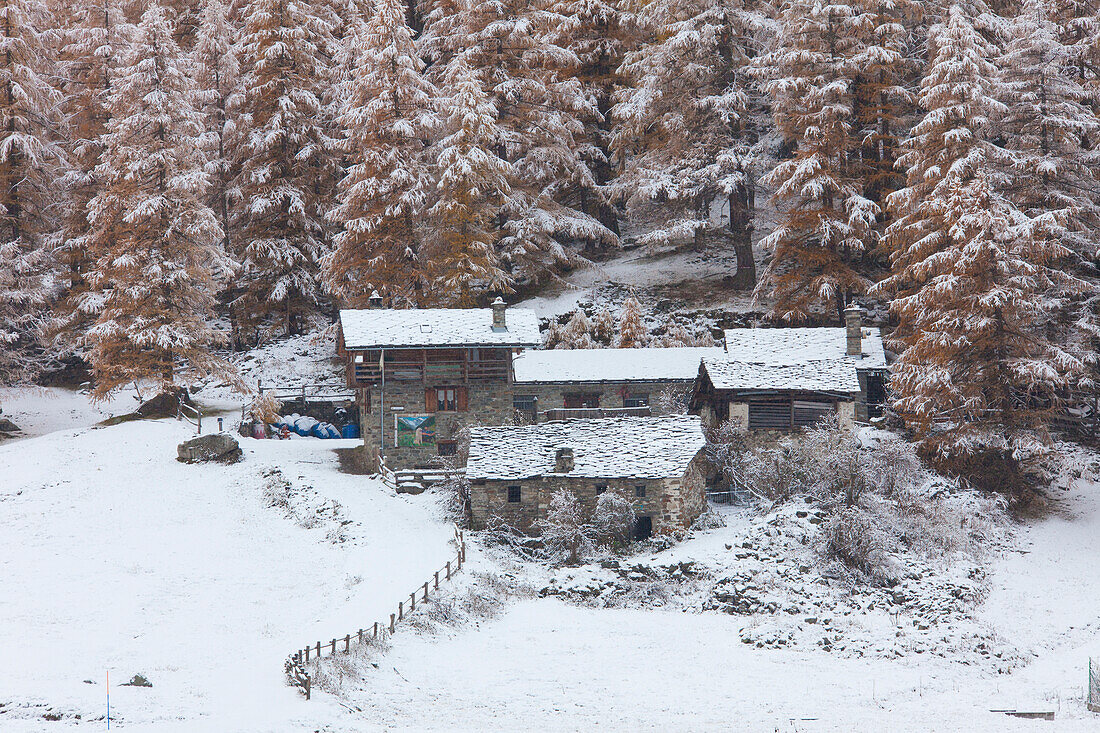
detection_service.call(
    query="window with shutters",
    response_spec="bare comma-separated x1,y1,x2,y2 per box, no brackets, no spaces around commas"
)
427,386,467,412
507,486,521,503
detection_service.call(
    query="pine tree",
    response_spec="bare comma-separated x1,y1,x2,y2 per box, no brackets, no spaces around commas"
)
83,3,232,397
54,1,126,351
0,0,65,382
615,0,770,288
592,306,617,345
617,295,649,347
555,309,597,349
325,0,437,307
427,52,512,304
422,0,616,281
756,0,879,322
235,0,339,337
194,0,241,262
876,5,1086,453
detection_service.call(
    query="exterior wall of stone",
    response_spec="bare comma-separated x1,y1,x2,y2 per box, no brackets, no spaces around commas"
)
358,379,515,469
469,451,708,535
512,380,692,420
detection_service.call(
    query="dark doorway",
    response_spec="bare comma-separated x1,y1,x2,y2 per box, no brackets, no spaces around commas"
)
634,516,653,541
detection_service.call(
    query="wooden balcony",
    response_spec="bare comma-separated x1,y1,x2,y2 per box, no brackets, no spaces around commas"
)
350,348,510,386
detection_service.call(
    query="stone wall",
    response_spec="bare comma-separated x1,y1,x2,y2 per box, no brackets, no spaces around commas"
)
357,379,515,469
469,454,707,535
513,380,693,421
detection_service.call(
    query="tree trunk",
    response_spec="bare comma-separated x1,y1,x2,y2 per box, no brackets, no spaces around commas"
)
728,183,755,289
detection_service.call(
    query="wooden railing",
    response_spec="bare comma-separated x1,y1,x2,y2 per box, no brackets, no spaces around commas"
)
378,456,463,493
542,406,652,421
285,528,468,700
177,402,203,434
353,360,508,385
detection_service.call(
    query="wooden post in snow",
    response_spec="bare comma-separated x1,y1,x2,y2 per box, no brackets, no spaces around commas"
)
423,582,429,603
389,614,395,633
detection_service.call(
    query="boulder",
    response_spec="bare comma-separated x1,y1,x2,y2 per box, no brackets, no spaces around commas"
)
138,388,192,419
0,418,21,433
177,433,242,464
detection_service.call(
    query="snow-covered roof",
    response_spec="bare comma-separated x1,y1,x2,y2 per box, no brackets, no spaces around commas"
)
339,308,541,349
512,346,725,384
723,327,887,370
702,327,887,394
465,416,706,481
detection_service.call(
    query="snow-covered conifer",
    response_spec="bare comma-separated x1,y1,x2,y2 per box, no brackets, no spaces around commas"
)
83,3,232,397
615,0,770,287
235,0,340,337
426,52,512,305
554,309,597,349
325,0,438,307
755,0,879,322
617,295,649,347
591,306,617,346
877,5,1086,452
0,0,65,382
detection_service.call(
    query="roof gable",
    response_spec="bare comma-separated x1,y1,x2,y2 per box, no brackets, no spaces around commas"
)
465,416,706,481
339,308,542,349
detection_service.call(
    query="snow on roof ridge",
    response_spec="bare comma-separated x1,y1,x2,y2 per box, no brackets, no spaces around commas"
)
513,345,724,384
339,307,542,349
466,415,705,481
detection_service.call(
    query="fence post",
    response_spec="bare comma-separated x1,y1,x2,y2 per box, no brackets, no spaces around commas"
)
304,675,310,701
434,571,439,590
358,628,363,644
398,601,403,621
304,646,310,662
197,411,202,435
373,621,378,639
423,582,429,603
389,614,395,633
410,592,415,613
446,560,451,580
344,634,350,653
315,641,321,659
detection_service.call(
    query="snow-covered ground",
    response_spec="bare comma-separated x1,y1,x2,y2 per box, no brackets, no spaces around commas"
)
0,387,134,438
2,390,1098,731
0,411,454,731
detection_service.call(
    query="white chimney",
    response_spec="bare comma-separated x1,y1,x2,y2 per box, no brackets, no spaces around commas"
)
844,304,863,358
492,297,507,330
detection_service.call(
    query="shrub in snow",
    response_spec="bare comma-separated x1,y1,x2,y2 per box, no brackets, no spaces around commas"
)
247,392,280,424
592,490,636,549
617,295,649,348
536,489,595,565
709,419,1003,582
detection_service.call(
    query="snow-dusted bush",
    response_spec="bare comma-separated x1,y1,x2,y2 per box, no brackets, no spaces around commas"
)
710,419,1002,581
592,490,636,548
536,489,595,565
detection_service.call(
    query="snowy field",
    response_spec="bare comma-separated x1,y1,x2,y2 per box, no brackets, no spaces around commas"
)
1,389,1098,731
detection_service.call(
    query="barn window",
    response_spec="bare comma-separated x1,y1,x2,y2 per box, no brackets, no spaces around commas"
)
595,484,608,495
564,393,600,409
623,392,649,408
513,394,537,421
635,485,646,498
748,398,792,430
793,399,835,428
507,486,521,503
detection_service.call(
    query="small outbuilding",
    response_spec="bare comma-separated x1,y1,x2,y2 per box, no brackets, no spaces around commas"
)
510,346,726,421
465,415,708,539
690,306,888,437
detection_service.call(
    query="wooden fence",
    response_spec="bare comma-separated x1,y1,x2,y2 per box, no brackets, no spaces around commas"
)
378,456,464,493
176,402,203,434
285,527,468,700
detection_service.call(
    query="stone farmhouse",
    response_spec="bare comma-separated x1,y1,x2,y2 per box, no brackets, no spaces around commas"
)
510,346,726,422
465,415,708,539
690,306,888,437
337,297,541,468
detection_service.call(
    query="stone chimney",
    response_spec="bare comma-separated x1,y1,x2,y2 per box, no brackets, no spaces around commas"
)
368,290,383,309
844,304,863,358
554,447,574,473
491,296,507,330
